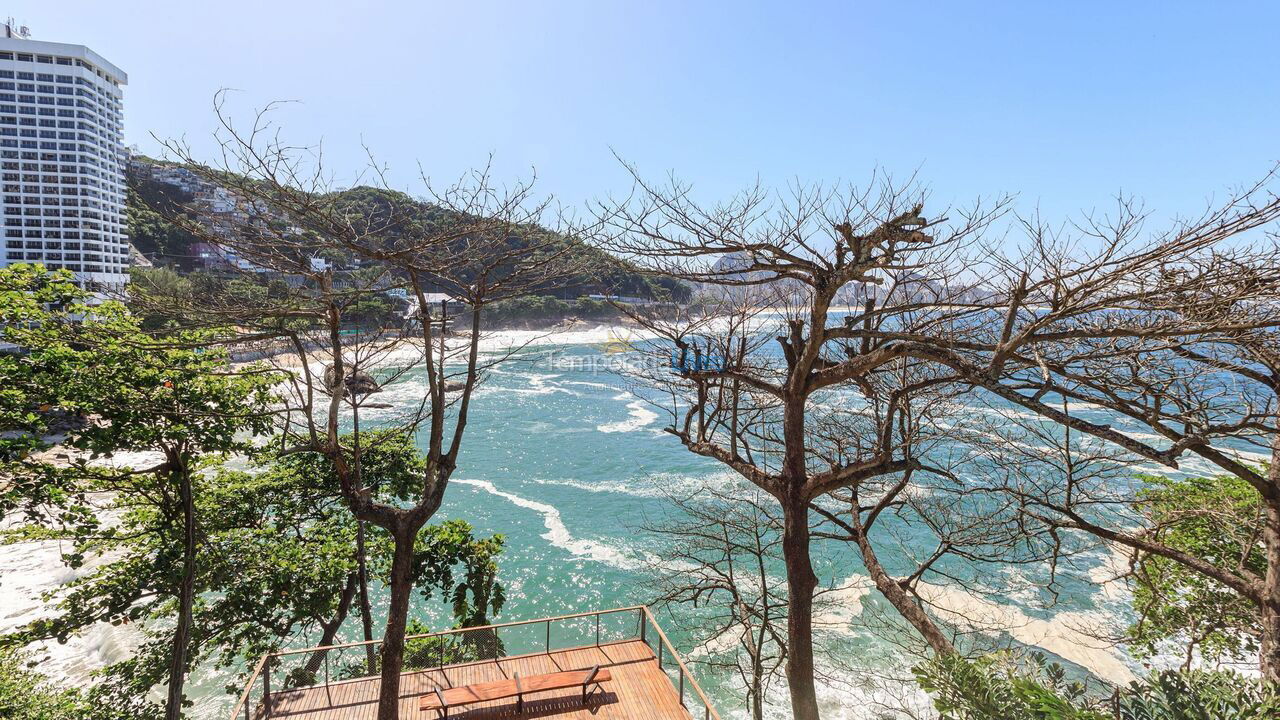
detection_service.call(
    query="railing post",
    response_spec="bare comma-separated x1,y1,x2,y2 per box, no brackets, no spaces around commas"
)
545,619,551,654
595,613,600,647
439,634,444,669
324,649,330,689
638,609,646,643
679,668,685,707
263,663,271,718
658,641,663,669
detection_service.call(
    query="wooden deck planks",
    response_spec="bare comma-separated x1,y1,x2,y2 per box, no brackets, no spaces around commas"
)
256,639,693,720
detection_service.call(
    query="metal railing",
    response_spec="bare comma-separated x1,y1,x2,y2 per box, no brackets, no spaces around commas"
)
227,605,721,720
638,606,722,720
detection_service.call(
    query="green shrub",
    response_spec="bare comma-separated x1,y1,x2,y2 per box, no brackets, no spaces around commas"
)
0,648,95,720
915,653,1280,720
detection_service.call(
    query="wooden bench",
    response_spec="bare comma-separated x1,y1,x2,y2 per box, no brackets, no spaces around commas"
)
420,665,612,718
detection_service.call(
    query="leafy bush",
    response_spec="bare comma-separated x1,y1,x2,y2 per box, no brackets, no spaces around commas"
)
914,652,1107,720
0,648,99,720
1117,670,1280,720
915,653,1280,720
1128,472,1265,665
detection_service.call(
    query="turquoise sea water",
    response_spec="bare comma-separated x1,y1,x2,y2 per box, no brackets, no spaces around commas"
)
184,329,1248,719
361,338,1127,718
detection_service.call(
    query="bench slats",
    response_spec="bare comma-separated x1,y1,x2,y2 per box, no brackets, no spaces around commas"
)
420,668,613,710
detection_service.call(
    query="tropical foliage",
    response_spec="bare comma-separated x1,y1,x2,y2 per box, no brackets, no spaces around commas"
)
0,648,110,720
1128,472,1267,666
915,653,1280,720
0,265,506,716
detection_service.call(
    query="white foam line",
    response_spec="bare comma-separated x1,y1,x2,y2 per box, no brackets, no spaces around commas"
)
453,479,644,570
561,381,617,391
597,398,659,433
532,470,748,499
502,373,578,397
817,574,1138,683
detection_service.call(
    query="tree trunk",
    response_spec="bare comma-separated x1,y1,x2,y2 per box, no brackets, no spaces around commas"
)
781,497,821,720
357,520,377,673
165,463,196,720
1260,439,1280,686
375,529,416,720
849,516,956,656
304,572,359,676
750,644,765,720
744,601,765,720
352,405,378,674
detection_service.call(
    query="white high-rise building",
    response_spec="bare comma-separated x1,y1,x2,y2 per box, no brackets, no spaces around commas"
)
0,22,129,291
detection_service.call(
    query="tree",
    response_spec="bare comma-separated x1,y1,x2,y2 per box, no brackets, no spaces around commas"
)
594,170,1024,719
1126,472,1267,669
182,428,425,680
0,647,109,720
595,165,1280,717
136,95,588,719
0,264,84,466
1,273,280,720
127,267,194,330
959,238,1280,683
205,429,507,674
643,486,789,720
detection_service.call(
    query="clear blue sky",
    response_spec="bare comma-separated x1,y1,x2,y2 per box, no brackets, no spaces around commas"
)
12,0,1280,224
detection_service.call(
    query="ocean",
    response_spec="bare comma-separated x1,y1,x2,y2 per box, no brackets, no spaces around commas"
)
4,325,1248,719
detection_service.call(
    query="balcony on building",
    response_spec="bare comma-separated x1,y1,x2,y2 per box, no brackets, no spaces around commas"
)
229,606,719,720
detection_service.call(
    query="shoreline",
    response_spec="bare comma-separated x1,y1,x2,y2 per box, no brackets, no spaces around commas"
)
229,319,654,370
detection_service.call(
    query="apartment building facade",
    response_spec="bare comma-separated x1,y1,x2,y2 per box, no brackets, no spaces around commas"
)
0,22,129,290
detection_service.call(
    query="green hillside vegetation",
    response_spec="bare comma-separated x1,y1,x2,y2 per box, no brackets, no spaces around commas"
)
318,185,689,301
125,174,201,264
485,295,620,325
126,160,689,304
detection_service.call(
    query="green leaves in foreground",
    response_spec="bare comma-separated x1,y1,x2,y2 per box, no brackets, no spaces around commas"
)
915,653,1280,720
915,652,1107,720
1128,471,1267,665
0,647,140,720
0,264,85,466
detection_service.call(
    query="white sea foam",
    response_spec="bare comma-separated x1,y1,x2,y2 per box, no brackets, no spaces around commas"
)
0,510,140,686
698,626,932,720
475,372,575,397
532,469,747,499
453,478,646,570
596,396,659,433
561,380,618,391
363,325,663,367
532,477,660,497
815,574,1138,684
922,580,1137,683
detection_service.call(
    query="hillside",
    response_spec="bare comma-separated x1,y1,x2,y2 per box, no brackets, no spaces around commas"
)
125,159,689,303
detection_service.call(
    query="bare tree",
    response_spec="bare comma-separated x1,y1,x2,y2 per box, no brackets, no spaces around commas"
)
955,238,1280,681
821,180,1280,682
595,164,1280,717
594,169,1009,719
643,485,791,720
139,97,590,719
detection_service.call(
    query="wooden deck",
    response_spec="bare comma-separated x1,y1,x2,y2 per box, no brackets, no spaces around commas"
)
258,639,692,720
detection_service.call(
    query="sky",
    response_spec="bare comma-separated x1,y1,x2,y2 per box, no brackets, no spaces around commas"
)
11,0,1280,227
